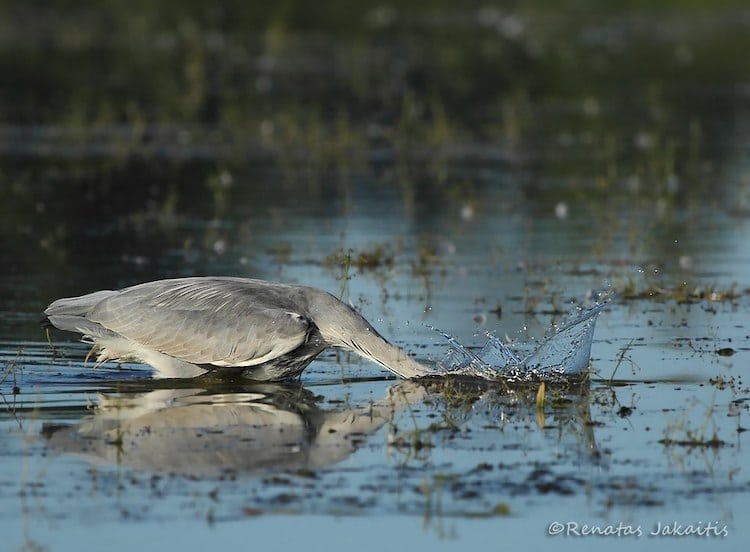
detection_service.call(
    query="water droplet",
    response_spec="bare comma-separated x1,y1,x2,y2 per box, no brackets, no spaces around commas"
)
554,202,569,220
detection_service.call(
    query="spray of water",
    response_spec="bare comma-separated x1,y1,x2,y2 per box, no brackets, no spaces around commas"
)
432,293,611,382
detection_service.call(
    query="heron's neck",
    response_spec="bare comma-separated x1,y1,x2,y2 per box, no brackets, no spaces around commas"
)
313,291,430,379
348,330,430,379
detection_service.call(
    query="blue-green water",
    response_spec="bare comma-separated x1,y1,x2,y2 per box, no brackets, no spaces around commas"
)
2,196,749,550
2,3,750,551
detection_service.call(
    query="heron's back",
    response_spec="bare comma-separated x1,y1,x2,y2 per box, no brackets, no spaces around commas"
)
44,278,321,378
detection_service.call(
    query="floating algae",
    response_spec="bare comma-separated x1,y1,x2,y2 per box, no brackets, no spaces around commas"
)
434,296,610,382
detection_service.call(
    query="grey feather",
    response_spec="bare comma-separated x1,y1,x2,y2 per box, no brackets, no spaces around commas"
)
43,277,430,380
86,278,312,366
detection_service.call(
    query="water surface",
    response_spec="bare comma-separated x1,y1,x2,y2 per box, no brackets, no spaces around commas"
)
1,3,750,551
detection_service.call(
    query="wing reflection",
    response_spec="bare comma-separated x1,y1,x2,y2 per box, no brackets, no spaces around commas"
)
42,378,603,479
42,381,428,477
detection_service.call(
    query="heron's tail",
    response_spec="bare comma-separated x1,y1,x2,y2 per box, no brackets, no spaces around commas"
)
43,290,118,337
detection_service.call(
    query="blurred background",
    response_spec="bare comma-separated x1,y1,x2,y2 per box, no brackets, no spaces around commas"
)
1,0,749,346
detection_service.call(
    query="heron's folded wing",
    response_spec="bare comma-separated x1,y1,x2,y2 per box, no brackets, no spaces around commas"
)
87,279,311,367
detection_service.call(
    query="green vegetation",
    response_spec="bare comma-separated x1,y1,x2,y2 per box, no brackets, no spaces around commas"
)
2,1,748,309
0,1,747,184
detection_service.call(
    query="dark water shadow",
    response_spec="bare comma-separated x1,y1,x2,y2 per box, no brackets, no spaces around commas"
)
40,375,601,481
41,379,428,478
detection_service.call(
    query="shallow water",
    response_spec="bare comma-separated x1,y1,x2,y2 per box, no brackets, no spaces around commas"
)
2,3,750,551
3,192,749,552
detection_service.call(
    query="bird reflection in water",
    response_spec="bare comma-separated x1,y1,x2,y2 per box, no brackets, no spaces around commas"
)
42,377,602,478
42,380,428,478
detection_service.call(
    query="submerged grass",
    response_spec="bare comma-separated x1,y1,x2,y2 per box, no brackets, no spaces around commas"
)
659,400,729,450
617,279,743,303
323,243,398,274
0,356,23,425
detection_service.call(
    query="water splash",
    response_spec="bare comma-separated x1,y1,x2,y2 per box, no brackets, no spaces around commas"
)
433,294,610,382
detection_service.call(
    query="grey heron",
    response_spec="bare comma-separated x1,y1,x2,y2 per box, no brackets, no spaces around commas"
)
44,277,430,380
43,381,428,476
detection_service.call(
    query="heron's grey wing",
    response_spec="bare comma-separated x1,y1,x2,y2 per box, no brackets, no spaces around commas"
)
86,279,312,367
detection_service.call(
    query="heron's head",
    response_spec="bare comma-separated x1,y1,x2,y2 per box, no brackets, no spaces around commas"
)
303,286,429,379
305,288,385,350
